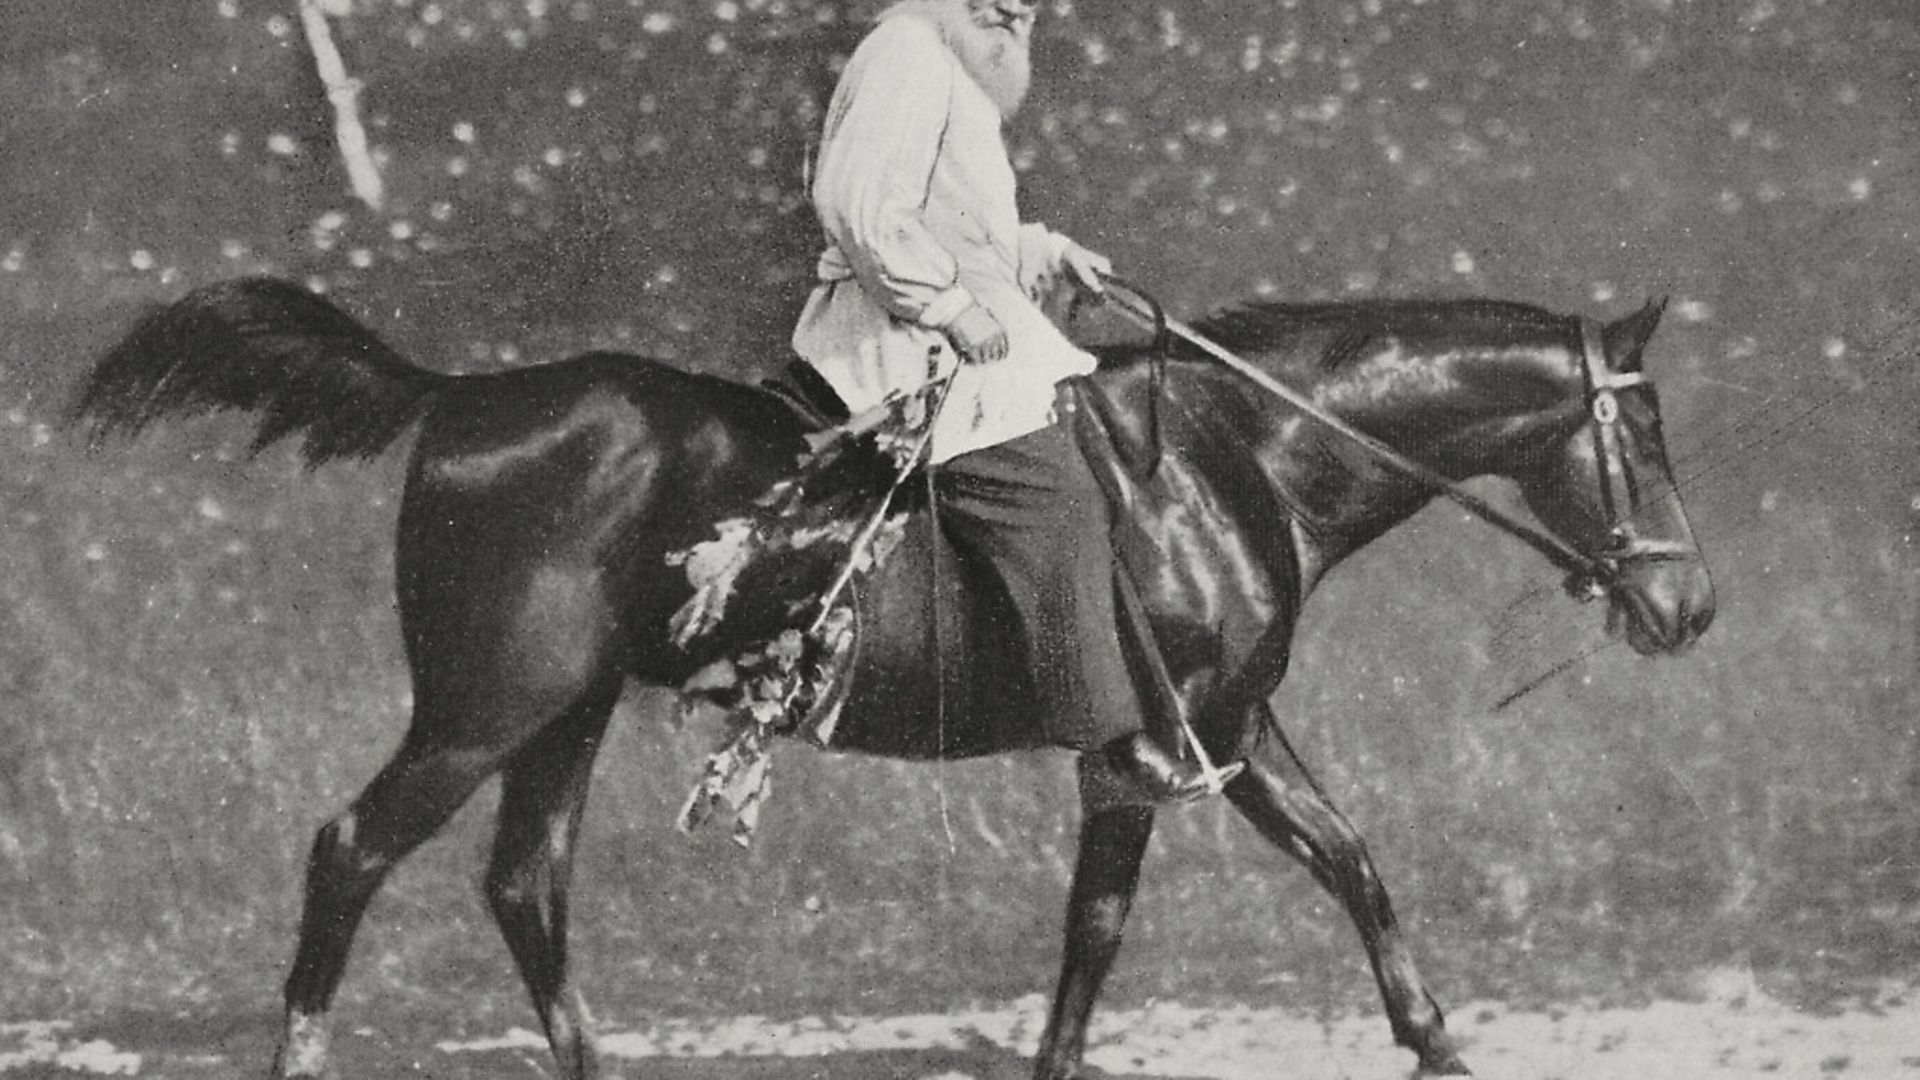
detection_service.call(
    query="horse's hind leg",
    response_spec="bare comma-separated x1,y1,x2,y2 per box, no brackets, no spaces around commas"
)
1225,709,1470,1076
484,680,620,1080
272,724,512,1078
1033,765,1157,1080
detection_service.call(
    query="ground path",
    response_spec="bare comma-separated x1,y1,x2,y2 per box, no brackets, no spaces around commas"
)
5,984,1917,1079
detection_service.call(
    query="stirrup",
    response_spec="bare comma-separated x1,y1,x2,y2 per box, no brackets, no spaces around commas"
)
1184,732,1244,796
1170,755,1244,802
1194,758,1245,796
1106,732,1243,804
1170,706,1244,800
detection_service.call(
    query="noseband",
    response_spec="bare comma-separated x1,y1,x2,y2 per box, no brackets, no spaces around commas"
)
1100,283,1694,603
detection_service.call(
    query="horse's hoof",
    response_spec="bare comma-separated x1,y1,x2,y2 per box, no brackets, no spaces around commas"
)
269,1012,334,1080
1408,1030,1472,1077
1414,1051,1473,1076
268,1050,334,1080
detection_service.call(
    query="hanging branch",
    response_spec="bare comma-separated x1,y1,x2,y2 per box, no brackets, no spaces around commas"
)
668,377,955,845
296,0,385,211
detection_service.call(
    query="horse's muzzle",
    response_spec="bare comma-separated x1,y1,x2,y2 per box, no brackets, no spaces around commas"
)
1602,554,1716,656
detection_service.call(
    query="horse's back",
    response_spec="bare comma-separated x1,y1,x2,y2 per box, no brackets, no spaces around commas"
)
411,354,805,489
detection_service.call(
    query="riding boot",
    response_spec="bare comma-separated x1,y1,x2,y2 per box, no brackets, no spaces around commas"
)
1101,731,1229,804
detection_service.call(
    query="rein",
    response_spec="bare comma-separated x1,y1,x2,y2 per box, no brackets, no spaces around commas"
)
1098,280,1662,600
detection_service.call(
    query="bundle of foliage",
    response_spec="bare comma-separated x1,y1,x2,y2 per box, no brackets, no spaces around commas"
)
667,378,950,844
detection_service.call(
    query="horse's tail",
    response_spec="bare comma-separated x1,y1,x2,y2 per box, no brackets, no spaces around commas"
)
70,276,449,467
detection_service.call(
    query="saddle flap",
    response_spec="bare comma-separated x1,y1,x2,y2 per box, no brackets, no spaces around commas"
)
1070,371,1164,482
760,359,853,431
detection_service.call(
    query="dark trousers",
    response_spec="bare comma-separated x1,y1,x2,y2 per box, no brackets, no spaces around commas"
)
932,418,1145,750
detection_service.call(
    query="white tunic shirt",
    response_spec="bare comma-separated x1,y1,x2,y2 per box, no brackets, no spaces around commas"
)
790,9,1097,463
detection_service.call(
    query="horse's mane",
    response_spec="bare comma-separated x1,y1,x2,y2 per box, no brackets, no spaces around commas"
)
1188,297,1571,370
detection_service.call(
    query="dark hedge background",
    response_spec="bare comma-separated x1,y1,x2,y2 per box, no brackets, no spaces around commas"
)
1,0,1914,1030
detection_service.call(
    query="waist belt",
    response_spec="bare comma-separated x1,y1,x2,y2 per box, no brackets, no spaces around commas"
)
815,246,854,283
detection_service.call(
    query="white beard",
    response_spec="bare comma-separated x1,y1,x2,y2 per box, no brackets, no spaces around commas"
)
888,0,1033,119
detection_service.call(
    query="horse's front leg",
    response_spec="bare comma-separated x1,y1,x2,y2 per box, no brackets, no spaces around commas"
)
1225,712,1472,1076
1033,762,1157,1080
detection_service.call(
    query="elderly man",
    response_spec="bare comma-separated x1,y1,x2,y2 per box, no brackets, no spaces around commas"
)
792,0,1222,801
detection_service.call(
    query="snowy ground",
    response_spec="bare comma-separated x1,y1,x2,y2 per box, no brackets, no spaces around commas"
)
5,979,1917,1080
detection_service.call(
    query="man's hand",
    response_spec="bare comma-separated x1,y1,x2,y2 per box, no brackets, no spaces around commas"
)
946,302,1009,364
1061,242,1112,295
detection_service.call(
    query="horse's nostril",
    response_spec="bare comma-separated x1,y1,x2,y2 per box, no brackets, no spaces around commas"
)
1691,603,1716,637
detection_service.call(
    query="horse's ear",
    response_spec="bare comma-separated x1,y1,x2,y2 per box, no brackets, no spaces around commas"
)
1604,295,1667,372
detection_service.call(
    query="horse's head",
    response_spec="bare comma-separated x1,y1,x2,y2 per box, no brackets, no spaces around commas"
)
1512,299,1715,656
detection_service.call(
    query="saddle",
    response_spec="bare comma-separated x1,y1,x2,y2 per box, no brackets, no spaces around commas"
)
669,362,1208,840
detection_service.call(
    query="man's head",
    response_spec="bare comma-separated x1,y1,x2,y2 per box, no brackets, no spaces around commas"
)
899,0,1035,119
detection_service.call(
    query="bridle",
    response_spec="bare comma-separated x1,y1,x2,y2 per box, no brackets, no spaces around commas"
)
1098,280,1696,603
1573,316,1697,580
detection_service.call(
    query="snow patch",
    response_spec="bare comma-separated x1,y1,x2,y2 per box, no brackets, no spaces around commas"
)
0,1022,141,1075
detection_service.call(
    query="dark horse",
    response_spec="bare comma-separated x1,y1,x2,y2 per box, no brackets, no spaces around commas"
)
73,277,1713,1079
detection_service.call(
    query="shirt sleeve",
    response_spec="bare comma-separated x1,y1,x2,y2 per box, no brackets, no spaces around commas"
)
810,16,976,330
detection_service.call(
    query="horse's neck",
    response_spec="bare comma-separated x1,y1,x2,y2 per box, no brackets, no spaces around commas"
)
1277,338,1579,571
